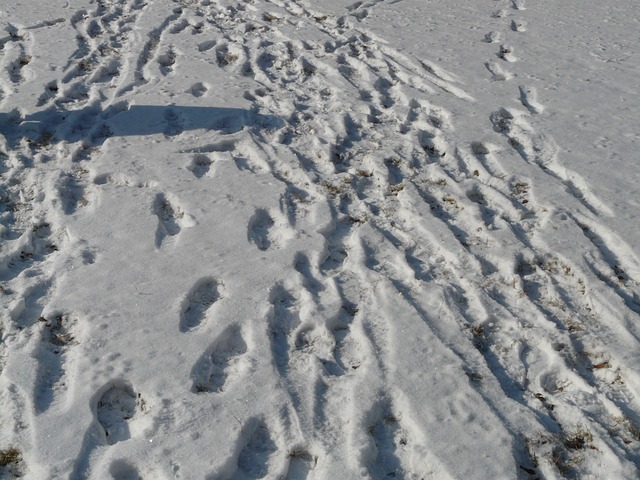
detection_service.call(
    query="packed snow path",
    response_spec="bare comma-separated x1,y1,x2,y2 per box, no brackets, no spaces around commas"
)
1,0,639,478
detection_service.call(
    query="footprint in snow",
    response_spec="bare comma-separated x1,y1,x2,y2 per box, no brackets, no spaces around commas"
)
108,459,141,480
332,325,364,374
248,209,276,251
485,61,513,81
187,153,213,179
37,81,59,106
216,42,242,68
190,81,209,98
180,277,223,332
284,450,316,479
294,252,324,294
364,401,421,480
59,171,89,215
169,18,190,35
482,31,504,44
154,194,181,247
235,420,278,479
191,324,247,393
164,108,184,136
34,313,80,413
153,193,194,248
319,217,355,272
8,52,31,85
353,8,369,21
519,85,544,115
157,47,177,76
198,40,216,52
96,382,139,445
5,223,59,282
511,20,527,32
498,45,517,62
268,285,301,375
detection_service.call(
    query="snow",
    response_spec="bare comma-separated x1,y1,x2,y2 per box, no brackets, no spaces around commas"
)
1,0,639,478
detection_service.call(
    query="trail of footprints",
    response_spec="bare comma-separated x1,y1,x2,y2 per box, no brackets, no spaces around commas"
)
0,19,97,475
206,3,555,473
179,276,252,395
453,0,640,470
228,0,640,476
0,2,205,476
481,0,611,218
2,0,640,477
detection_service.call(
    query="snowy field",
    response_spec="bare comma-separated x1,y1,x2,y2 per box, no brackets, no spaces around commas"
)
1,0,639,478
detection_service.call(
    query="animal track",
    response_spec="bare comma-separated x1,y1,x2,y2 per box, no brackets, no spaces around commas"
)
180,277,223,332
96,382,138,445
191,324,247,393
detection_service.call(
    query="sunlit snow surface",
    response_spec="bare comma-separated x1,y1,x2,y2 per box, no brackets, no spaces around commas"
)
1,0,639,478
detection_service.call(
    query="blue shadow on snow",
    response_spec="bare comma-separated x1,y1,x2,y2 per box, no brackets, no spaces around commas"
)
0,103,284,149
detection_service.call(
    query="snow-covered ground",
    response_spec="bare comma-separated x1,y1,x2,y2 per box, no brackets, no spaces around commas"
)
1,0,639,478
